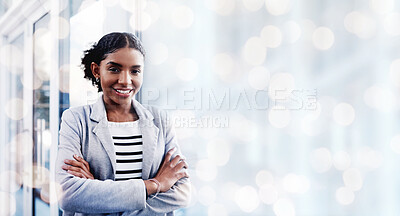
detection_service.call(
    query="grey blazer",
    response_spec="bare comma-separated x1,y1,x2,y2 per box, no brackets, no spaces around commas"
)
55,96,191,216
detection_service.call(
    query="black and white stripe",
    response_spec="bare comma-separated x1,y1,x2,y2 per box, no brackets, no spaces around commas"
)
108,121,143,181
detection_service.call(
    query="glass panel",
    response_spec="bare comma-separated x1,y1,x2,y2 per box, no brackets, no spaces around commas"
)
3,33,25,216
32,13,51,216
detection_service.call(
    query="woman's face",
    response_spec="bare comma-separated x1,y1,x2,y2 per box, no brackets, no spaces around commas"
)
91,47,144,108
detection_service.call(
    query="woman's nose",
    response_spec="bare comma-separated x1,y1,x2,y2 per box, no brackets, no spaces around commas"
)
118,71,130,84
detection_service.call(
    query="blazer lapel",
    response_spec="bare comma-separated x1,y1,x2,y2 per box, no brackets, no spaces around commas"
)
139,119,159,179
92,118,116,175
132,99,159,180
90,96,116,176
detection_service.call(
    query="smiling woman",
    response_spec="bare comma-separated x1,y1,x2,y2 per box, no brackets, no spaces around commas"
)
55,32,190,216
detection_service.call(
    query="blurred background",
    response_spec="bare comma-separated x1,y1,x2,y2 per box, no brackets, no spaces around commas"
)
1,0,400,215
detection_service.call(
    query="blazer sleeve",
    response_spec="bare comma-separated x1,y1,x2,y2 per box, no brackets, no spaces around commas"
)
124,111,191,215
55,109,147,213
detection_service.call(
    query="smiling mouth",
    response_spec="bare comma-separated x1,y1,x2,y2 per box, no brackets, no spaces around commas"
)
113,88,134,94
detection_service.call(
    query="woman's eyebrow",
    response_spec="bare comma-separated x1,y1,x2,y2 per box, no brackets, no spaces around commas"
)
106,61,123,67
106,61,141,68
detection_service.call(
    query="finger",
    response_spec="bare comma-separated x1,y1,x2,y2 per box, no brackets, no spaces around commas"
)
170,155,183,167
74,155,90,169
164,147,176,164
63,165,92,179
177,170,189,179
73,155,91,172
67,170,87,179
174,160,188,171
64,159,88,173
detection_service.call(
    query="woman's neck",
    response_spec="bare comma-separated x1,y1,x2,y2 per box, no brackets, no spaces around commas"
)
104,98,138,122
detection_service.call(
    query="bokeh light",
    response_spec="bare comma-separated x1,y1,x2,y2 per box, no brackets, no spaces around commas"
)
301,103,322,136
207,138,231,166
120,0,146,14
312,27,335,50
5,98,28,120
0,44,23,72
384,13,400,36
4,132,34,164
390,59,400,87
390,134,400,154
197,185,216,206
59,64,70,93
40,182,63,204
147,42,169,65
229,114,258,142
145,1,161,24
0,192,16,215
33,27,52,81
208,203,228,216
242,37,267,66
259,184,278,204
171,5,194,29
221,182,240,202
336,187,355,205
205,0,236,16
50,16,70,39
344,11,376,39
23,165,50,188
283,21,302,43
20,72,43,90
273,198,296,216
195,159,218,182
310,147,332,173
0,171,22,193
175,58,198,81
212,53,238,83
234,185,260,213
129,12,152,31
364,85,398,111
242,0,264,12
342,168,363,191
268,72,295,100
369,0,394,15
171,110,195,139
357,147,383,170
333,151,351,171
283,173,310,194
265,0,290,16
268,108,291,129
255,170,274,187
248,66,270,90
260,25,282,48
333,103,355,126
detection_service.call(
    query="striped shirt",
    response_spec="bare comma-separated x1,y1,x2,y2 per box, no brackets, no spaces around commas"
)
108,121,143,181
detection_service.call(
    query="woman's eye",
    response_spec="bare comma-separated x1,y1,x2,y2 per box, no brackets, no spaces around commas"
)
109,67,119,72
131,70,140,74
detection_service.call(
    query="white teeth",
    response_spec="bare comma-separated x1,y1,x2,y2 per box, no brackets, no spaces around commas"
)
115,89,131,94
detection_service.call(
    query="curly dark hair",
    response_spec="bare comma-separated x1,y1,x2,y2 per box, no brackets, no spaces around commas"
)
81,32,146,92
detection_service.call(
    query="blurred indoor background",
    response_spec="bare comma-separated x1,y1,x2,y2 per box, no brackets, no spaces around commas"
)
1,0,400,215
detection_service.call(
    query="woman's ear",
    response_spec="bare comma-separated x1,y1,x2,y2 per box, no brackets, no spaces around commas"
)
91,62,100,78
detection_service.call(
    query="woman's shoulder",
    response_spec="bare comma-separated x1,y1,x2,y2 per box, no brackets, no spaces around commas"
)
60,104,93,122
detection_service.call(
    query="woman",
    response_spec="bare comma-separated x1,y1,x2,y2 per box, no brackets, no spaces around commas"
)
55,32,190,216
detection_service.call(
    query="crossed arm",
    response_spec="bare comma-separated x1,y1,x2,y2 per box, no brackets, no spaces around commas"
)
56,109,191,214
63,148,188,198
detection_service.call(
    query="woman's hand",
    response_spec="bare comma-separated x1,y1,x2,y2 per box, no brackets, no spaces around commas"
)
145,147,189,195
62,154,94,180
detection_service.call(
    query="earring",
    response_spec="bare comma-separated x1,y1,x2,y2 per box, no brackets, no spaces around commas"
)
96,77,100,83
